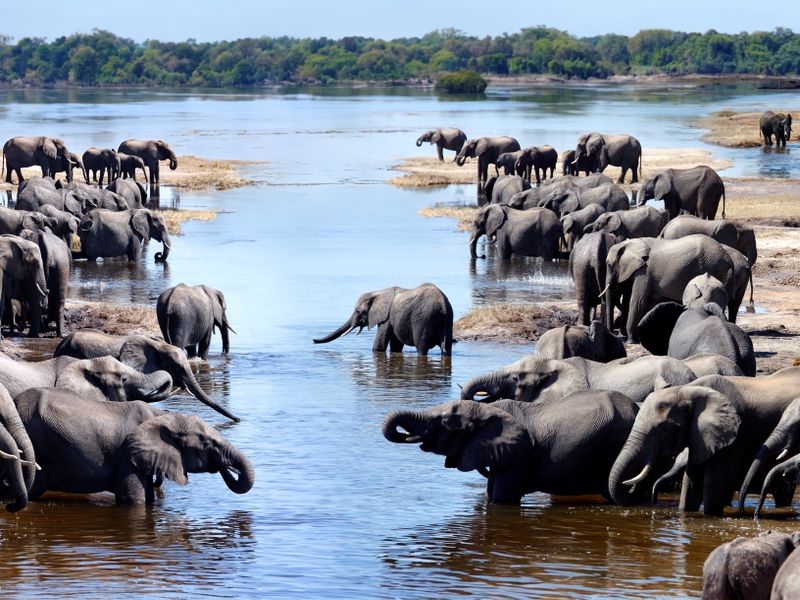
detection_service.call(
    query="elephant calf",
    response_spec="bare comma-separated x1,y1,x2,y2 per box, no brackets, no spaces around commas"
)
157,284,234,360
534,321,625,362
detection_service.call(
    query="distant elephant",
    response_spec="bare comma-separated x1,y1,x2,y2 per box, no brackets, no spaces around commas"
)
771,546,800,599
0,235,48,338
157,283,234,360
539,182,629,217
383,390,639,504
313,283,452,355
106,177,147,209
584,206,669,240
468,204,564,260
604,235,735,342
486,174,530,204
570,231,617,325
638,166,725,220
117,139,177,185
82,147,120,185
702,532,800,600
2,136,72,183
35,204,80,248
455,136,521,197
560,148,597,176
573,132,642,183
514,145,557,184
15,388,254,504
78,208,171,262
18,229,71,337
561,204,606,251
416,128,467,161
660,214,757,266
493,150,525,177
117,152,148,180
55,329,239,422
534,321,625,362
760,111,792,147
0,385,35,513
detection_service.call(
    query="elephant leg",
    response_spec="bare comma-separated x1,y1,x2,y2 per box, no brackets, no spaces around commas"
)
186,345,198,358
373,324,391,352
702,460,736,516
389,336,404,353
127,238,141,261
488,470,524,504
14,168,23,183
198,331,212,360
772,481,796,507
116,468,150,504
436,145,444,162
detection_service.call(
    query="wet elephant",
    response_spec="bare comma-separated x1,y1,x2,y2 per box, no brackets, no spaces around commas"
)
469,205,564,260
78,208,171,262
570,231,617,325
659,214,756,266
584,206,669,241
561,204,605,251
760,111,792,147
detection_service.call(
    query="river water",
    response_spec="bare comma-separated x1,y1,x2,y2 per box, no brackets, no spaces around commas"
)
0,83,798,598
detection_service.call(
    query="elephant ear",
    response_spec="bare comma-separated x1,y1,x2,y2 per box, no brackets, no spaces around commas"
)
430,131,441,144
560,195,580,215
636,302,684,355
125,414,189,485
474,138,489,157
485,206,507,237
39,137,58,160
617,242,649,283
130,210,152,241
119,338,161,373
587,136,604,157
605,214,623,235
653,174,673,200
456,401,534,472
201,285,226,332
145,142,160,160
683,386,741,465
367,288,396,328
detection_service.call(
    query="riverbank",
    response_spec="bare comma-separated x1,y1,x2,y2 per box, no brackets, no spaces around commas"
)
694,109,799,147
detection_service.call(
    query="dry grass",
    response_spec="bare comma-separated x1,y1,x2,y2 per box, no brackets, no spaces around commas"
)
157,209,218,236
418,205,477,231
693,110,799,148
64,300,160,337
455,303,578,344
722,177,800,222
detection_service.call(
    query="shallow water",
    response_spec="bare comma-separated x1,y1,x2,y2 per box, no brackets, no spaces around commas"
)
0,84,797,598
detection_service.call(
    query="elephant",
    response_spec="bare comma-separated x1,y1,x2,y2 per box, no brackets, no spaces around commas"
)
608,367,800,515
638,166,725,220
77,208,171,262
506,187,547,210
82,147,120,185
55,329,239,422
17,229,71,337
57,180,102,211
660,214,757,266
0,384,36,513
34,204,80,248
486,174,530,205
507,174,613,211
758,454,800,519
514,145,557,184
2,136,72,183
106,177,147,209
569,231,617,325
15,180,85,217
603,234,735,342
117,139,178,185
416,128,467,161
722,244,754,316
534,320,625,362
50,152,83,183
772,547,800,599
682,353,744,378
493,150,525,177
382,390,640,504
468,205,564,260
560,203,605,251
313,283,453,356
539,182,629,217
157,284,234,360
702,532,800,600
117,152,148,181
455,136,521,197
584,206,669,240
14,388,254,504
560,148,597,176
760,111,792,147
0,235,48,338
97,190,129,211
573,132,642,183
0,206,55,236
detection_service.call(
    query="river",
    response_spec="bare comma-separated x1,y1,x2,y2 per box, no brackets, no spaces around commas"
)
0,82,797,598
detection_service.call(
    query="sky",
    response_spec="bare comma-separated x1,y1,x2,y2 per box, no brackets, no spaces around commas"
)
2,0,797,42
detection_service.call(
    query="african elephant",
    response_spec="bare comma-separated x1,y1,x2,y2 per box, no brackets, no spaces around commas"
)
34,204,80,248
573,132,642,183
507,174,613,211
0,206,55,236
660,214,757,266
0,235,48,338
702,533,800,600
487,174,530,205
106,177,147,209
468,205,564,260
15,388,254,504
570,231,617,325
17,229,71,337
560,204,605,251
157,284,234,360
514,145,557,184
117,139,177,185
77,208,171,262
493,150,525,177
604,235,735,342
455,136,521,197
2,136,72,183
382,391,639,504
15,180,85,217
0,384,36,512
760,111,792,147
117,152,148,180
313,283,452,355
534,321,625,362
608,367,800,515
772,547,800,599
50,152,83,183
82,147,120,185
638,166,725,220
416,128,467,161
682,353,744,378
539,182,629,217
560,148,598,176
584,206,669,240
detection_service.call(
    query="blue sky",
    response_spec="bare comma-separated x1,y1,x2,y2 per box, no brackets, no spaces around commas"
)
3,0,797,42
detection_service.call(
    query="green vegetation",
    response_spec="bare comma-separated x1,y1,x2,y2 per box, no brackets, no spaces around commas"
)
0,26,799,87
435,70,487,93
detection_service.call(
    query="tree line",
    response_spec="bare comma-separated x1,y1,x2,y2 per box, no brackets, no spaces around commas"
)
0,26,799,87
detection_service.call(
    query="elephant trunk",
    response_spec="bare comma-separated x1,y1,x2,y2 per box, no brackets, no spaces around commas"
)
0,395,36,496
183,366,240,423
608,430,652,505
313,316,356,344
217,444,254,494
416,137,424,147
130,370,174,403
154,229,171,262
455,154,466,167
755,455,800,518
460,372,509,402
382,410,431,443
738,431,791,512
0,424,28,513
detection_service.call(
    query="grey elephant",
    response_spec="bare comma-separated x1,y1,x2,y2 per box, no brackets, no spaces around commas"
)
0,384,36,512
584,206,669,240
57,180,101,211
17,229,71,337
35,204,80,248
2,136,72,183
507,174,613,211
157,284,234,360
15,179,85,217
117,139,177,185
760,111,792,147
96,190,129,211
0,235,48,338
50,152,83,183
415,128,467,161
514,145,557,184
573,132,642,183
560,149,599,176
604,235,735,342
15,388,253,505
570,231,617,325
78,208,171,262
455,136,521,197
106,177,147,209
534,321,625,362
468,205,564,260
771,546,800,599
82,147,120,185
493,150,525,177
0,206,55,236
682,353,744,378
660,214,757,266
55,329,239,422
638,166,725,220
702,533,800,600
313,283,452,355
539,182,629,217
117,152,148,180
383,390,639,504
758,454,800,519
560,204,605,251
486,174,530,205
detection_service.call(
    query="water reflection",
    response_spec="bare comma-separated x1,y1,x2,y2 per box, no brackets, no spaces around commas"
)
470,252,572,306
350,352,452,395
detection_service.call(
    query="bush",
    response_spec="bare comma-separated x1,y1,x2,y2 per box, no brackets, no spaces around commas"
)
434,70,487,93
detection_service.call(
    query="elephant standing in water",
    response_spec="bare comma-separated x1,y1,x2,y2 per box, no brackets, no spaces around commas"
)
117,139,177,185
760,111,792,147
570,231,616,326
314,283,452,355
78,208,171,262
534,321,625,362
3,136,73,183
0,235,48,338
456,136,520,197
416,128,466,161
572,132,642,183
638,166,725,220
469,205,564,260
15,388,254,504
0,385,36,512
157,284,234,360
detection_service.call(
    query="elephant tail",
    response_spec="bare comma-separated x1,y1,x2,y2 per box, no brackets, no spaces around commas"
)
748,269,754,308
638,151,643,181
721,185,726,219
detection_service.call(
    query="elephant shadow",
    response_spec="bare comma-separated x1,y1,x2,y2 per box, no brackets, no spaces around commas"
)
348,352,452,400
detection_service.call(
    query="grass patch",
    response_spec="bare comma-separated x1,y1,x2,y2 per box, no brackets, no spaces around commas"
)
64,300,160,337
455,303,578,344
157,209,218,236
693,109,800,148
418,205,476,231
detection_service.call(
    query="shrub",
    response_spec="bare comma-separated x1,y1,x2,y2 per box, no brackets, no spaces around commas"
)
434,70,487,94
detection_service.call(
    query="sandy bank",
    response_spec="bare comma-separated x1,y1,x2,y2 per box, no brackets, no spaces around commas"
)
694,109,799,148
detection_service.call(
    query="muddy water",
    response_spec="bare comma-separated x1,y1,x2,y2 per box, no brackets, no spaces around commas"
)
0,84,798,598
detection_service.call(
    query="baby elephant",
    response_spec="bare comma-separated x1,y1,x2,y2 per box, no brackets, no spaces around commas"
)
313,283,453,355
157,283,234,360
535,321,626,362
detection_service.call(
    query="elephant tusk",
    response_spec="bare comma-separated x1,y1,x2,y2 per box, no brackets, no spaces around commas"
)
35,283,47,298
226,323,238,335
467,236,475,245
0,449,18,461
777,448,790,461
623,464,652,486
456,383,463,391
597,283,611,298
355,326,364,336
